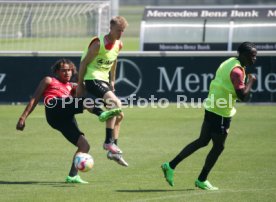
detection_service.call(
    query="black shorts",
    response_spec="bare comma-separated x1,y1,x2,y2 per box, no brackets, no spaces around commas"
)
45,98,84,146
85,79,111,98
204,110,232,135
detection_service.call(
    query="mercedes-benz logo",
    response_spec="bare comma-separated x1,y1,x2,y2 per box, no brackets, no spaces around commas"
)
115,59,142,98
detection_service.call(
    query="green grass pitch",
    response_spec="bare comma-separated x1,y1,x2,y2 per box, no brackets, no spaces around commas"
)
0,37,139,51
0,104,276,201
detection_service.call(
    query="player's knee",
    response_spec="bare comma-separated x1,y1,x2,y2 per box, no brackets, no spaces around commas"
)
84,141,90,152
196,138,209,148
104,92,121,108
220,145,225,152
115,98,122,108
111,94,122,108
214,144,225,153
116,112,124,123
77,135,90,152
106,99,121,109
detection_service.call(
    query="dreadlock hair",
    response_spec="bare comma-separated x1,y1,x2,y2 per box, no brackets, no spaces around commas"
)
237,42,256,55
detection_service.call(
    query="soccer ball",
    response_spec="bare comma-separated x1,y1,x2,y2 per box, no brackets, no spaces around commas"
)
74,152,94,172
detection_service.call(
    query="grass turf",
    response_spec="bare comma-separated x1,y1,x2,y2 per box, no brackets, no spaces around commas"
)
0,36,139,52
0,104,275,201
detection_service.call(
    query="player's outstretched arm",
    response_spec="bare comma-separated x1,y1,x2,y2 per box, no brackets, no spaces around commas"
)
16,77,51,131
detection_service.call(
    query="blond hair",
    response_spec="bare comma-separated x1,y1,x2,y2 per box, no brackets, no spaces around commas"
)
110,16,128,29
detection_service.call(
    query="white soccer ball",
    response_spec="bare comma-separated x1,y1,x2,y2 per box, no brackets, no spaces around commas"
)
74,152,94,172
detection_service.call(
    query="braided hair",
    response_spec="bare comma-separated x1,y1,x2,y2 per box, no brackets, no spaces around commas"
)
237,42,256,55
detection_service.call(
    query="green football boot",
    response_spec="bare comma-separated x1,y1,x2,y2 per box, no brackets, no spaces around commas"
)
65,175,88,184
99,108,122,122
195,179,218,190
161,162,174,187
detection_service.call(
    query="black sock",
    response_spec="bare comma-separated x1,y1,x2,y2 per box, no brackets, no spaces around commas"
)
92,106,103,116
169,162,176,170
114,139,118,145
68,162,78,177
198,167,210,182
105,128,113,144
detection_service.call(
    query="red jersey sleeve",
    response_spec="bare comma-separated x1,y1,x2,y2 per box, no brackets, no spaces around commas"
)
230,67,245,90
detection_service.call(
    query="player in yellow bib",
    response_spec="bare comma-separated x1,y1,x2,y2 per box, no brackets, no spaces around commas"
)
161,42,257,190
77,16,128,167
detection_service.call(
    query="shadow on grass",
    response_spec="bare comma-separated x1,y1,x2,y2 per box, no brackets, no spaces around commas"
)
0,181,75,187
116,188,195,193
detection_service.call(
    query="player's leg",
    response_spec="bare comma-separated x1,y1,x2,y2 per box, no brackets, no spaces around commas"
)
85,80,122,154
102,92,129,166
82,95,122,122
102,90,123,154
98,108,122,122
195,114,231,190
113,112,124,144
161,110,212,186
65,134,90,184
66,98,90,154
169,119,211,169
58,117,90,184
45,99,89,183
106,111,128,166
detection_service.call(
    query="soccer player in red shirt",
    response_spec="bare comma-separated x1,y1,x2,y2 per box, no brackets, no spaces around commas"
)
16,59,119,183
